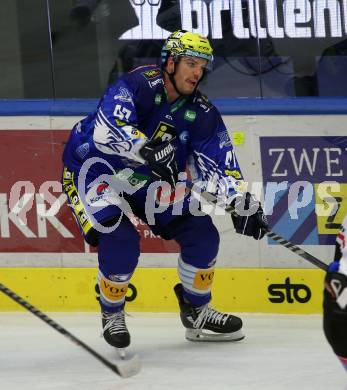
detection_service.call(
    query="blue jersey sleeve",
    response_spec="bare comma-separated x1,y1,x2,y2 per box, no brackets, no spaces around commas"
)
92,77,148,163
188,106,245,201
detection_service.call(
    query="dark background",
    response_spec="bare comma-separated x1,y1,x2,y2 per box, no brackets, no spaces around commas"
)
1,0,347,99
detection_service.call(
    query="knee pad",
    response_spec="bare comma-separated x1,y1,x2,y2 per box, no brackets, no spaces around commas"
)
173,215,220,266
323,272,347,362
178,256,214,306
98,270,132,311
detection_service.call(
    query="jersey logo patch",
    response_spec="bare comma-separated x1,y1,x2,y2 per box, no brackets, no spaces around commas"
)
225,169,242,179
195,94,213,113
142,69,161,79
113,87,134,105
179,131,189,144
155,93,162,105
149,78,163,88
151,121,176,142
184,110,196,122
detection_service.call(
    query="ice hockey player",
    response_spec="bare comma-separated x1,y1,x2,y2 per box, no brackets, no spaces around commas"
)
62,30,268,354
323,214,347,371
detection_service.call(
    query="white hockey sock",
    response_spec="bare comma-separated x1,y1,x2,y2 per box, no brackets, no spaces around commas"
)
178,256,215,297
97,271,132,310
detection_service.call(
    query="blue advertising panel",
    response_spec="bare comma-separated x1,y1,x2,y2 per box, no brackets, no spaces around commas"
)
260,136,347,245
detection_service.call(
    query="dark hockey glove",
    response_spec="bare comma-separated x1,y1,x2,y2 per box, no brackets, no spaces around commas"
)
139,139,178,188
231,192,268,240
323,271,347,364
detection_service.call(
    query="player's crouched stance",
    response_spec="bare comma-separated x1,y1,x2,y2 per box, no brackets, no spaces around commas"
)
62,29,268,355
323,216,347,371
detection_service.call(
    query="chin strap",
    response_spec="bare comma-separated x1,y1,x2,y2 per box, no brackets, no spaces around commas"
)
163,65,182,97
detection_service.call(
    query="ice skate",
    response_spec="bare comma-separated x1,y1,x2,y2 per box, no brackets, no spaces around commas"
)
101,310,130,358
174,283,245,342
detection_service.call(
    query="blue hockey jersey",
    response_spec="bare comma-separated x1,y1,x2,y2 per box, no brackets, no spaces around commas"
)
63,64,244,200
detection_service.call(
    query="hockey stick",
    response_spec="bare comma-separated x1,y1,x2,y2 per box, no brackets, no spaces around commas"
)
0,283,141,378
185,180,328,271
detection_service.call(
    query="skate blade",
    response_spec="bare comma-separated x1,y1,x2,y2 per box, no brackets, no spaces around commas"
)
185,328,245,342
116,354,141,378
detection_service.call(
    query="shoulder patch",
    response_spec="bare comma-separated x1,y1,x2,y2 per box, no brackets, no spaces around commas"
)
141,69,161,80
217,130,232,148
141,68,163,88
195,93,213,113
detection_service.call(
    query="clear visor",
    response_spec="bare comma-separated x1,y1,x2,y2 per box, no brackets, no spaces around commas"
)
180,50,214,71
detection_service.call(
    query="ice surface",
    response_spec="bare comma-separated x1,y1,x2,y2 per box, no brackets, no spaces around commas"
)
0,313,345,390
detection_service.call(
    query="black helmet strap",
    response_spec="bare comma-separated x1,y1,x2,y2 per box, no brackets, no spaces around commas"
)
163,61,182,96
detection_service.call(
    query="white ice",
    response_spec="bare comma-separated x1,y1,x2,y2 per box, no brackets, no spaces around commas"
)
0,312,346,390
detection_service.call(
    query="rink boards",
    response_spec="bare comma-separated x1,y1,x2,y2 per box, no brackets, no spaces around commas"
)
0,267,324,314
0,110,345,314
